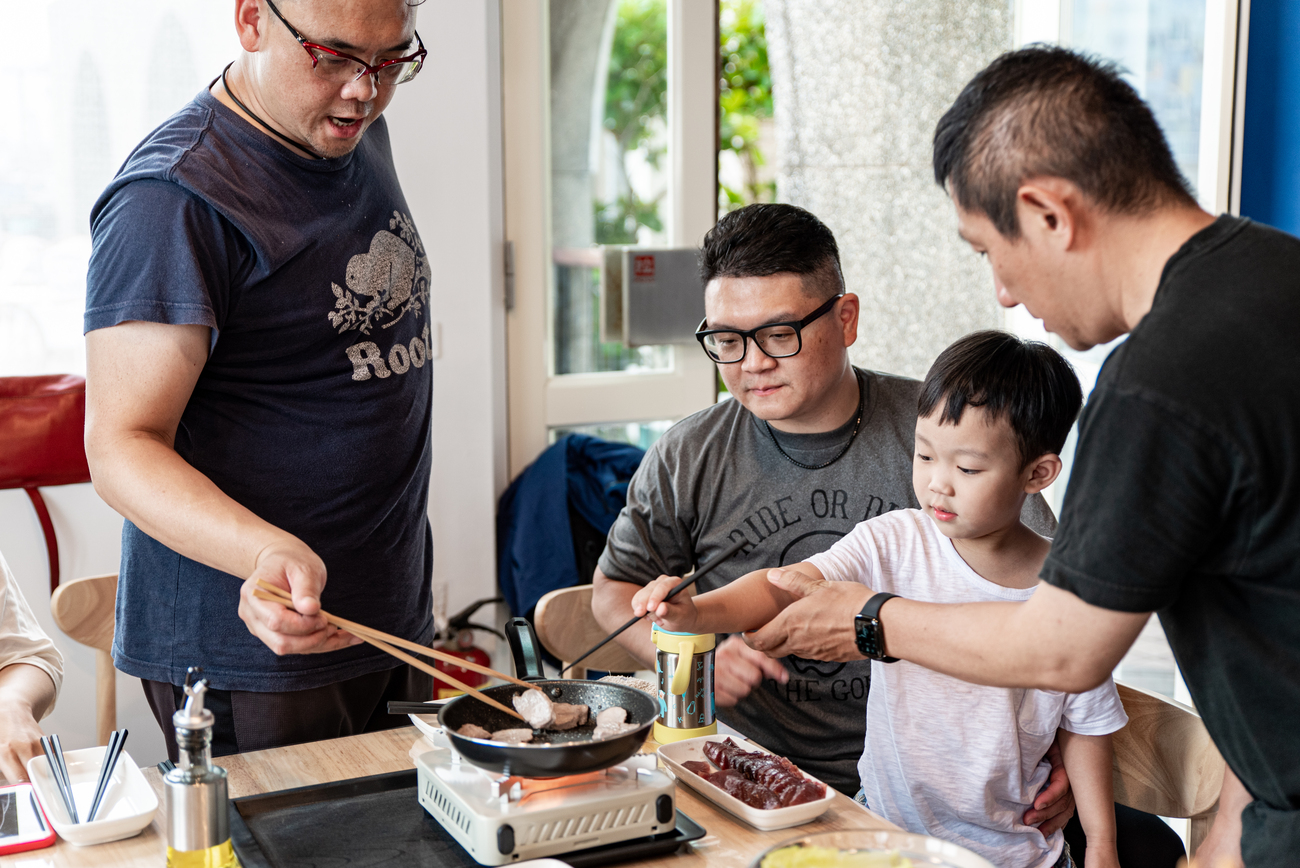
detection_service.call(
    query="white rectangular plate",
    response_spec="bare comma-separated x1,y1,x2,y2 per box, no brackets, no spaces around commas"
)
657,735,835,831
27,747,158,846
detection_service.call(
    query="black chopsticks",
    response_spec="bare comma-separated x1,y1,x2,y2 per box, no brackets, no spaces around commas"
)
39,729,129,824
560,536,749,675
87,729,128,822
39,735,77,824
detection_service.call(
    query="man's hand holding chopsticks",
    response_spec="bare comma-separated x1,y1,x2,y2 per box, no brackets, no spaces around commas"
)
237,539,362,655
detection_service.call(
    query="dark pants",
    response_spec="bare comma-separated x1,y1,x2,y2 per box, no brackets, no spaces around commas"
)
1065,802,1186,868
145,663,432,762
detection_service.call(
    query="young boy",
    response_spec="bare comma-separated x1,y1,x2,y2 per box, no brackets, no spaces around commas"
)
633,330,1126,868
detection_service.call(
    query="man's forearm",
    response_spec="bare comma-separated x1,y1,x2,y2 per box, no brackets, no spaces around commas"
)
590,569,657,668
86,320,306,583
881,583,1147,692
89,431,301,581
0,663,56,722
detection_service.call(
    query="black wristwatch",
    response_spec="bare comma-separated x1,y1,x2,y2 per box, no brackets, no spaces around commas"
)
854,592,899,662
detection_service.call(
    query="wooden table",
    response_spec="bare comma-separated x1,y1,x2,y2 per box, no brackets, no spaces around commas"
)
4,727,898,868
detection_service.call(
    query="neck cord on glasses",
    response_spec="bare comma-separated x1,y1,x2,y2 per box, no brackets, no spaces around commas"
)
764,373,865,471
221,64,323,160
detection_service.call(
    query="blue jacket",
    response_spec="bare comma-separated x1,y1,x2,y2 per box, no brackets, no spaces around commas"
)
497,434,645,618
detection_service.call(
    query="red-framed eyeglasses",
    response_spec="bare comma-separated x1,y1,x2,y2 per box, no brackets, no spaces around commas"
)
265,0,426,86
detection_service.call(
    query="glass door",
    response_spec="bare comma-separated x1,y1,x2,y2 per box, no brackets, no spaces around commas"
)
502,0,717,476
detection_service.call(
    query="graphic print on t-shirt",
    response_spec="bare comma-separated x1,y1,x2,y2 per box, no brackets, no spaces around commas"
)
331,211,433,382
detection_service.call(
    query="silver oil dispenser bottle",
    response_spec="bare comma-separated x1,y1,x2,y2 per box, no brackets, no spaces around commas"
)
165,668,239,868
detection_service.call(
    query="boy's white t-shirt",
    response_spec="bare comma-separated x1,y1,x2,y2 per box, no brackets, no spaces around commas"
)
806,509,1128,868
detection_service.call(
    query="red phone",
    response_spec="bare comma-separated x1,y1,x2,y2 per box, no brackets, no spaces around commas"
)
0,782,57,855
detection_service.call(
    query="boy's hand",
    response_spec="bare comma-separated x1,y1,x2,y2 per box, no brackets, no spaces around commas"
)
632,575,700,633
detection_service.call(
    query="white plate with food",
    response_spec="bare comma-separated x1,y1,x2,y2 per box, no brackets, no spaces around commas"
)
749,829,997,868
657,735,835,831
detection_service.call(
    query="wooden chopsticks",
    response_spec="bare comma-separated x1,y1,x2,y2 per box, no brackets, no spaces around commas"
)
252,581,531,722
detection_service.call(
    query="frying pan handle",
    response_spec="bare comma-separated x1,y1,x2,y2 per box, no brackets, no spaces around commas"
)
505,617,548,682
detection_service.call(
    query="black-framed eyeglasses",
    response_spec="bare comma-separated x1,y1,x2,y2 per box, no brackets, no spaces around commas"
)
695,294,843,364
265,0,426,86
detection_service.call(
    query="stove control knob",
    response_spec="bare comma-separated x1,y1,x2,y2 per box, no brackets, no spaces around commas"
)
656,794,674,824
497,824,515,854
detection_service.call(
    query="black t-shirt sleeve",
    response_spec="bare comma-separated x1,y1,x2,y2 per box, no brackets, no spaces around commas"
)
597,436,697,586
86,178,245,334
1042,386,1245,612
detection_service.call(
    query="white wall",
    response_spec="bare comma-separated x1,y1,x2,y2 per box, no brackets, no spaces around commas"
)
385,0,510,636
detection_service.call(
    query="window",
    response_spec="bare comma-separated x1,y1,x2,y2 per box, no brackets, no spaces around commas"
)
0,4,239,376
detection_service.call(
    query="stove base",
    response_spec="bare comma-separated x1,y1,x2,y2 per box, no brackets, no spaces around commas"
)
416,746,677,866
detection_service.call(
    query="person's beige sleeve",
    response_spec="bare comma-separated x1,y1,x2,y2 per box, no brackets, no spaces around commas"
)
0,550,63,711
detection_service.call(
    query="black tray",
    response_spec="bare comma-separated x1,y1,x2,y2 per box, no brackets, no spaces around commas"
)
229,768,705,868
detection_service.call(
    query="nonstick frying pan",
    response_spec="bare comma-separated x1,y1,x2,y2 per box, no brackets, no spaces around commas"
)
436,617,657,777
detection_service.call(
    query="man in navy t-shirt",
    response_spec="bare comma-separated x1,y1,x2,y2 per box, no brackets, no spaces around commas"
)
84,0,436,757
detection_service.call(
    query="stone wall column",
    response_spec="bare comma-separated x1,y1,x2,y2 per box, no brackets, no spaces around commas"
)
765,0,1012,379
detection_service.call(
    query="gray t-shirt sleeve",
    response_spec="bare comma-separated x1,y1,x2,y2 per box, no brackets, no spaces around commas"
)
598,433,697,586
1022,492,1057,538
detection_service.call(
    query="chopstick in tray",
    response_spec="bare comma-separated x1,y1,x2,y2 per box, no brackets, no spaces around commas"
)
40,735,78,824
88,728,128,822
251,584,527,722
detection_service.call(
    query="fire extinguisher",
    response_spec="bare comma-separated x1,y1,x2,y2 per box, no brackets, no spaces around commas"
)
433,596,505,700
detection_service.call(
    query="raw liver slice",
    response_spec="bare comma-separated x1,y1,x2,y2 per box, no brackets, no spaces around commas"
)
696,738,827,807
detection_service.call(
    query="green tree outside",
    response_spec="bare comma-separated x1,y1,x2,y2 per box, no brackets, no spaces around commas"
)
596,0,668,244
719,0,775,213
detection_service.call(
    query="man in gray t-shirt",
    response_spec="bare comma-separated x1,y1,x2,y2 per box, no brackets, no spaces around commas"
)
600,366,929,791
592,204,1054,794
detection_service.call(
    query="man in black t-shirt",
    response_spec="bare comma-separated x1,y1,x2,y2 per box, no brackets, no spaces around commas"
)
745,48,1300,868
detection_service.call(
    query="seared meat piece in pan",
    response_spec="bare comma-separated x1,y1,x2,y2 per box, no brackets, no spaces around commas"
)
490,728,535,744
592,705,636,740
550,703,589,730
512,689,555,729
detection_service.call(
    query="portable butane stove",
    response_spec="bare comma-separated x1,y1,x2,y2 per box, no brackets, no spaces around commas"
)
416,744,677,866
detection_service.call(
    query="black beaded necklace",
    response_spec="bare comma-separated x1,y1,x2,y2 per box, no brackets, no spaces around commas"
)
220,64,323,160
763,374,865,471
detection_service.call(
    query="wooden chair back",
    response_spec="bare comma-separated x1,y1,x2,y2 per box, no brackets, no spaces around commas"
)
1112,680,1225,854
533,585,645,678
50,573,118,745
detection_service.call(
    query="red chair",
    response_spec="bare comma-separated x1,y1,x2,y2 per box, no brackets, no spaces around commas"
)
0,375,92,593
